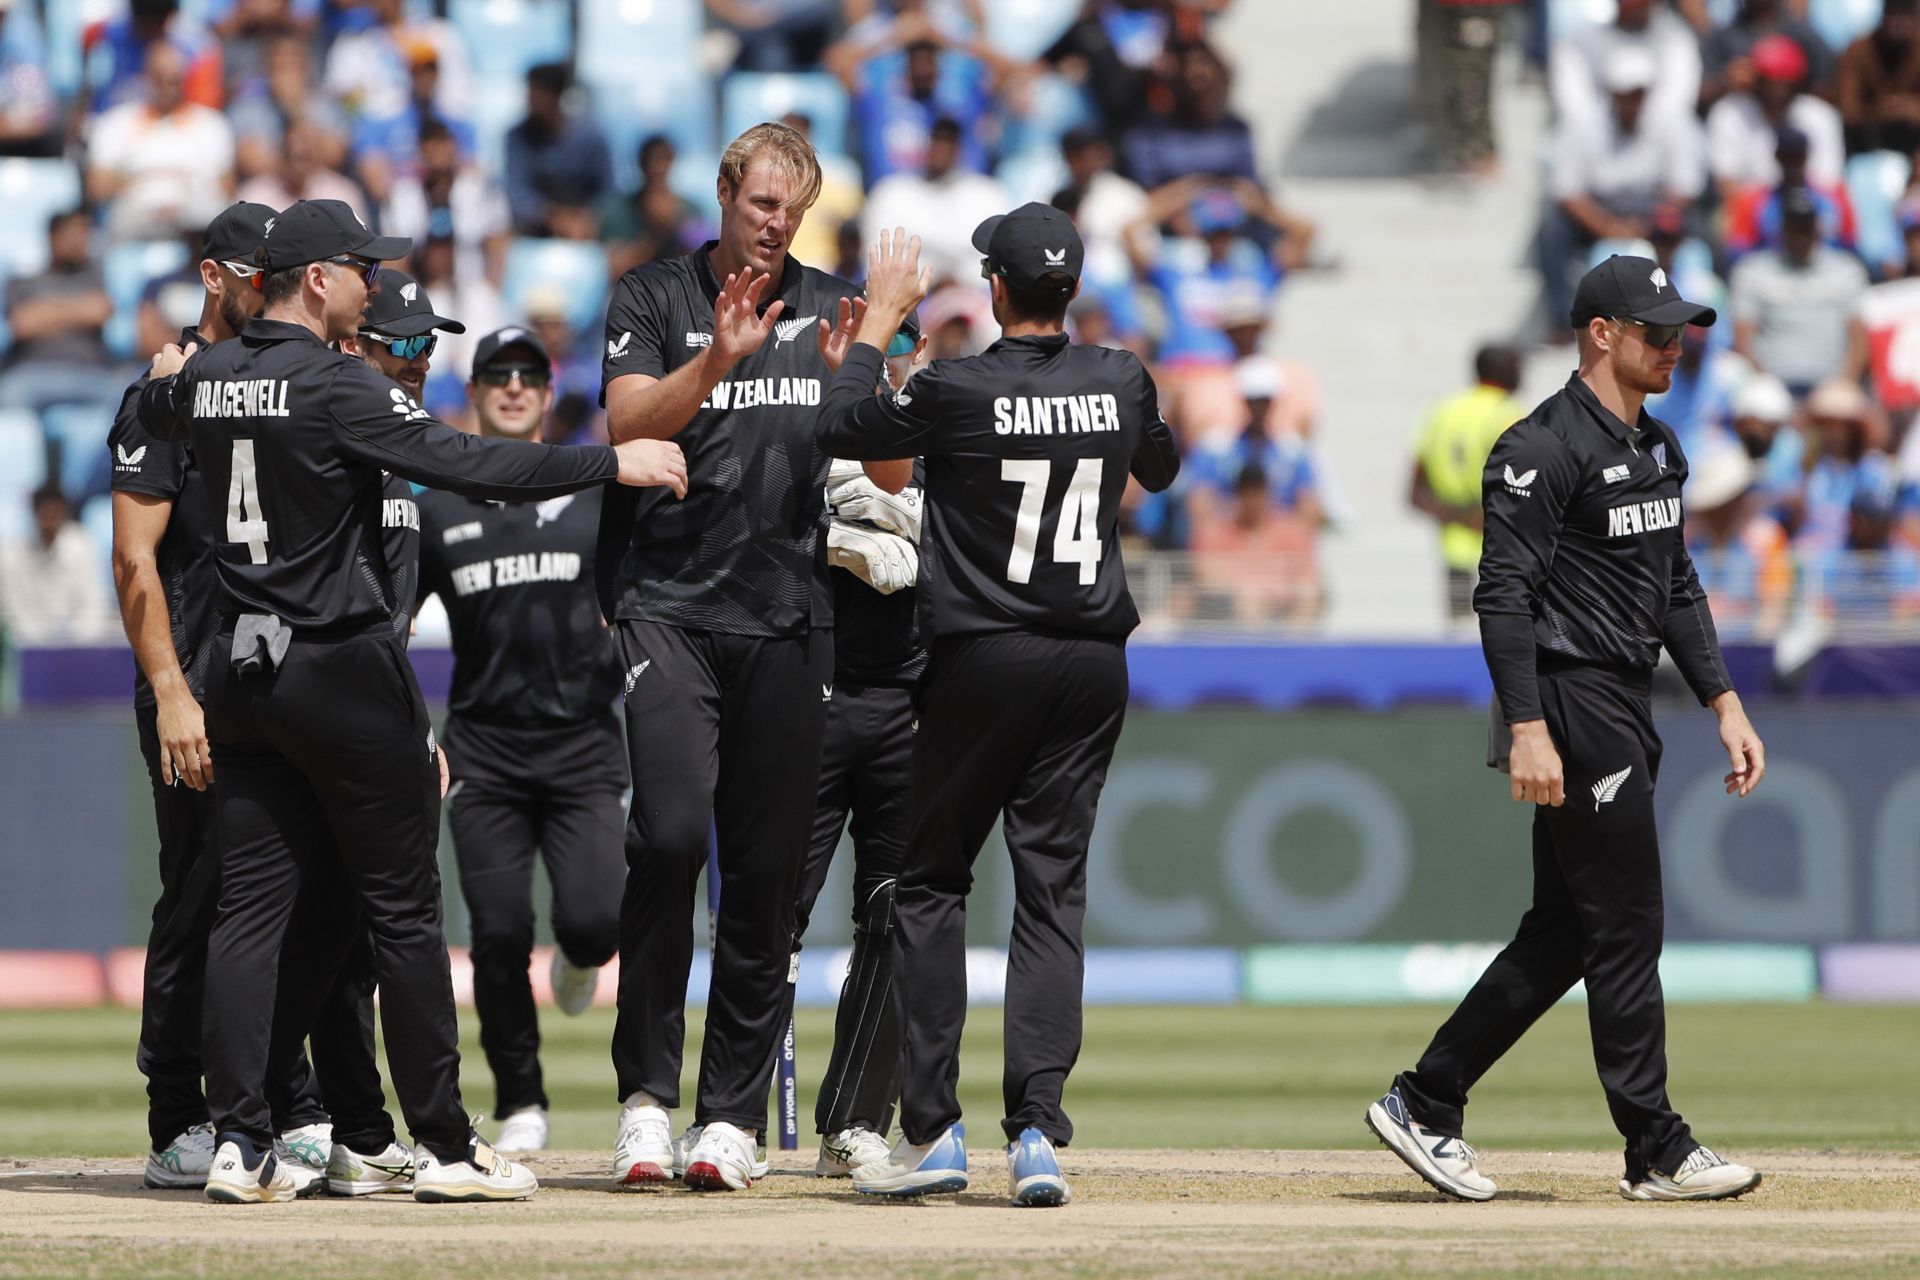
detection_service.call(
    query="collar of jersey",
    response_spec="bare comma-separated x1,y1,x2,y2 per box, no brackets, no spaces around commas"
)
179,325,208,351
693,240,804,308
986,332,1072,354
1564,372,1646,447
241,317,329,345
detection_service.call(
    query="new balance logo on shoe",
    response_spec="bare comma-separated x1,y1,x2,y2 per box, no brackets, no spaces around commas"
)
1592,766,1633,809
608,331,633,359
115,444,147,472
625,660,651,694
774,315,818,346
1503,465,1536,496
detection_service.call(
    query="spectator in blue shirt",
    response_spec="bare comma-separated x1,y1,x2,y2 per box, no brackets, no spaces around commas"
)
351,44,476,208
849,37,996,184
0,0,58,156
1122,41,1258,190
1135,183,1283,368
1790,379,1894,552
84,0,224,115
505,62,614,240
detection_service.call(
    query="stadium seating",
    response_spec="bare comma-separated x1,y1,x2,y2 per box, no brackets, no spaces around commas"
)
1846,150,1912,277
0,160,83,282
448,0,573,81
103,241,189,360
502,238,609,336
1545,0,1618,43
40,0,88,101
723,72,850,159
575,0,702,93
1809,0,1884,54
996,148,1070,206
0,410,47,543
79,494,116,602
999,73,1096,160
593,63,719,193
43,402,117,506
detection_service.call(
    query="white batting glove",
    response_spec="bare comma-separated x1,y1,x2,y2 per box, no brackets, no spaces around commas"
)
827,521,919,593
829,476,923,543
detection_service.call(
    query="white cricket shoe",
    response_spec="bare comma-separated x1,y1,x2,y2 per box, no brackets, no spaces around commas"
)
613,1101,675,1185
682,1121,760,1190
816,1126,892,1178
852,1123,970,1198
276,1122,333,1174
550,949,598,1017
413,1135,537,1202
325,1140,415,1196
495,1106,549,1153
1365,1086,1497,1202
1619,1146,1762,1201
672,1123,769,1181
1007,1127,1071,1207
204,1135,322,1203
144,1122,217,1189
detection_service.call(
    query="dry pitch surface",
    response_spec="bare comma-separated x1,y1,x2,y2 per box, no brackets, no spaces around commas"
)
4,1147,1918,1279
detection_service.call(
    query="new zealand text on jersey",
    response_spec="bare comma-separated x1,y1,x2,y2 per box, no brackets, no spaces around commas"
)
192,378,292,418
700,376,821,410
1606,496,1683,539
449,550,583,597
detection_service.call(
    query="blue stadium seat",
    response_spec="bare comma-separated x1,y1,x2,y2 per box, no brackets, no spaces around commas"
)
468,77,527,182
0,409,47,542
576,0,702,92
981,0,1080,60
1546,0,1617,43
1848,150,1911,276
502,238,608,336
1810,0,1883,54
103,240,189,360
669,149,721,207
43,402,116,505
591,61,717,192
0,159,84,281
448,0,573,81
995,148,1068,206
999,72,1095,159
722,72,849,159
42,0,86,100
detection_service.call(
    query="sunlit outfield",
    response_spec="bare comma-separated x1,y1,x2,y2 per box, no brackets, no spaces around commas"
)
3,1002,1915,1158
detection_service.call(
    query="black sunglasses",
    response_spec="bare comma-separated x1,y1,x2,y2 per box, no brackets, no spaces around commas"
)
360,330,436,361
327,256,381,288
475,364,551,388
1612,317,1686,349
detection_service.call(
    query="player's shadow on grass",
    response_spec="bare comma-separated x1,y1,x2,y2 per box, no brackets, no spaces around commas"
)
1340,1188,1559,1203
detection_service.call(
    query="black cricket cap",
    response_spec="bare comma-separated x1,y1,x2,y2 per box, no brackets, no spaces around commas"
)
202,202,277,265
262,199,411,272
470,325,550,378
1570,253,1716,329
973,201,1083,297
897,309,921,342
359,268,465,337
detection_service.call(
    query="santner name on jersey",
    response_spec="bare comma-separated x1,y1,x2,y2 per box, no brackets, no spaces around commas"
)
993,394,1123,436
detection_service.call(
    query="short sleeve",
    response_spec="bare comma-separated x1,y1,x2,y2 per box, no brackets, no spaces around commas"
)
600,270,670,399
108,380,189,501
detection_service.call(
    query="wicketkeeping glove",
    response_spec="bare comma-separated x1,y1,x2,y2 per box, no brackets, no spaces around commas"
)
827,521,919,593
827,471,923,543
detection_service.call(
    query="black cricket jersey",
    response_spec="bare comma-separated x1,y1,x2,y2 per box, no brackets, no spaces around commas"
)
818,336,1179,641
1476,373,1732,724
138,318,618,633
417,485,623,725
381,474,420,645
109,326,220,707
598,243,861,636
831,459,926,688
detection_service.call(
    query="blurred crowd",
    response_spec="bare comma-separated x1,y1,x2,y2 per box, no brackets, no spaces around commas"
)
1413,0,1920,637
0,0,1350,643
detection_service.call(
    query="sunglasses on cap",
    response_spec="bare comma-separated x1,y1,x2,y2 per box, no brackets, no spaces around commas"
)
1612,316,1686,349
885,331,919,358
475,364,551,388
327,255,381,288
360,330,436,361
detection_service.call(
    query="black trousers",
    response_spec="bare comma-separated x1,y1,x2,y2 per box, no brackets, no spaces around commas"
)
1395,662,1696,1182
305,923,395,1154
787,680,913,1136
135,700,331,1147
894,632,1129,1148
447,713,626,1118
201,630,470,1161
612,620,832,1129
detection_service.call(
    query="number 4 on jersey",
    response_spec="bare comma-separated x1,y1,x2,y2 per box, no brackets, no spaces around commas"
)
1002,457,1103,585
227,439,270,563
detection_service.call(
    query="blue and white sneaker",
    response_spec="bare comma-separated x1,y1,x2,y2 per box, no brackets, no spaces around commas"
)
852,1123,969,1198
1365,1086,1497,1202
1006,1127,1070,1207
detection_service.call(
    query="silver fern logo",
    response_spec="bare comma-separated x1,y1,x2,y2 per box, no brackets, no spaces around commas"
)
1592,766,1633,809
774,314,818,346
